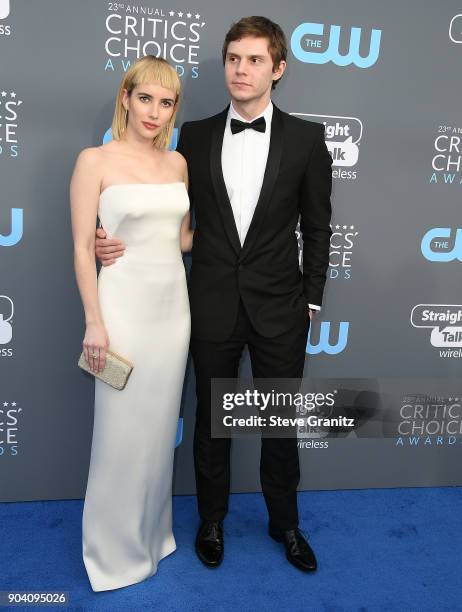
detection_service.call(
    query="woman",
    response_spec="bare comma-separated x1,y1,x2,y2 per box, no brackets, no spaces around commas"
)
70,56,192,592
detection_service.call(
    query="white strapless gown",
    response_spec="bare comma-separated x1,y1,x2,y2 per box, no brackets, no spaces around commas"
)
82,183,191,592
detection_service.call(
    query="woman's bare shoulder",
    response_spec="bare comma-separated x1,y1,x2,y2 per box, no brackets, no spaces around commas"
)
163,149,187,170
75,145,106,165
76,142,125,171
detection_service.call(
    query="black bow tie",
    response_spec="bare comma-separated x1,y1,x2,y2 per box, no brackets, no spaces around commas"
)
230,116,266,135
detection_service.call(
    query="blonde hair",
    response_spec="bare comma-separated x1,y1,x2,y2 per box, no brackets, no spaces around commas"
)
111,56,181,149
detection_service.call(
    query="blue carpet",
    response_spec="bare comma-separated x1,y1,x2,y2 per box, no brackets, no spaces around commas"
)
1,488,461,611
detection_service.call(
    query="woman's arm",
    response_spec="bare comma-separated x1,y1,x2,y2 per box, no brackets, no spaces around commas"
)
70,148,109,373
179,158,194,252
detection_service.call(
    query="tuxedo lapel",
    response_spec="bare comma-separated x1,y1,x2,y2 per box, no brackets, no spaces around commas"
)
240,105,283,260
209,107,242,256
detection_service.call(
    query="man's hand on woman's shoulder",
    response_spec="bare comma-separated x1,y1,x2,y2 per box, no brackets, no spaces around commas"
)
95,227,125,267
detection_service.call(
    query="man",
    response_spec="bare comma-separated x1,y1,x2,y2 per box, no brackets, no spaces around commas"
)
95,16,332,572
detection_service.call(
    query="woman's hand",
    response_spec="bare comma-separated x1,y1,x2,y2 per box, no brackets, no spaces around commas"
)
83,322,109,373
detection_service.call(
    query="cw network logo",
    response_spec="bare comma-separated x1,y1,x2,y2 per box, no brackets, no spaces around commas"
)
307,322,349,355
291,22,382,68
0,208,23,246
421,228,462,262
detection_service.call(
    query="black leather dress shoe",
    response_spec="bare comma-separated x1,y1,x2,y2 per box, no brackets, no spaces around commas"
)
195,520,224,567
269,525,317,572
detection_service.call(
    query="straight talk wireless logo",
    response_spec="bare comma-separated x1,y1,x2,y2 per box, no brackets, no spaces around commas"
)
291,113,362,181
449,14,462,44
0,0,12,36
411,305,462,358
0,295,14,357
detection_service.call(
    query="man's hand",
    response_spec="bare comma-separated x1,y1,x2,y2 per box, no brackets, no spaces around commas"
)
95,227,125,266
309,308,317,322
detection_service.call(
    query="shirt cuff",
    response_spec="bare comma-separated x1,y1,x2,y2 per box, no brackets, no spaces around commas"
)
308,304,321,311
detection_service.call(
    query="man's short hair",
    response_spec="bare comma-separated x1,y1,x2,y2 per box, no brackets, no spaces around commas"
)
222,16,288,90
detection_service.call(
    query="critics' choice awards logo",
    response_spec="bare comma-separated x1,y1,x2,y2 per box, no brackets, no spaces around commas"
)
411,305,462,359
104,3,206,77
296,223,359,280
307,322,349,355
449,15,462,44
291,113,362,180
0,90,22,158
0,400,22,457
421,228,462,262
329,225,358,279
0,207,23,247
396,394,462,447
429,125,462,186
0,0,11,36
0,295,14,357
290,22,381,68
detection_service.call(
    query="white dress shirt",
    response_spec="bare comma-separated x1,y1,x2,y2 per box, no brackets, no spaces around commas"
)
221,100,320,312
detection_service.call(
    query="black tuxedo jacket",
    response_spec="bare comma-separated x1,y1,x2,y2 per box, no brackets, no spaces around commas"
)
176,104,333,342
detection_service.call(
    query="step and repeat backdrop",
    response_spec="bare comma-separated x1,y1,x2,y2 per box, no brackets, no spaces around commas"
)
1,0,461,501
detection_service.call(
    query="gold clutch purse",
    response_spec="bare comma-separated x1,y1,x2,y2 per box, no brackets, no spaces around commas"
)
78,349,134,390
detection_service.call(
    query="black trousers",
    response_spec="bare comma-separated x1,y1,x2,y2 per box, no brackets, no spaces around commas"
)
190,298,310,531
